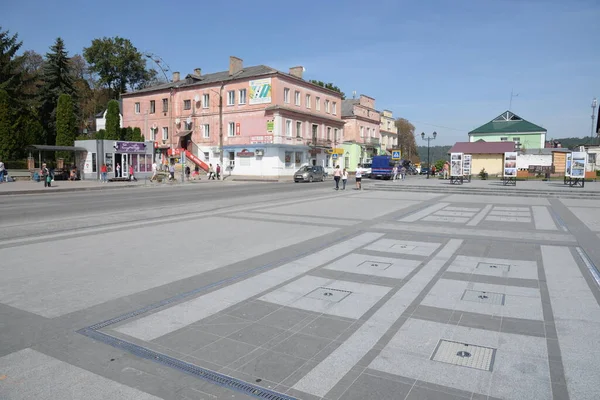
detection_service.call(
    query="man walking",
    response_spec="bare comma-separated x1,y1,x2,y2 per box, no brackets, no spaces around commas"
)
0,160,5,183
355,164,363,190
129,164,137,181
41,163,51,188
216,164,221,180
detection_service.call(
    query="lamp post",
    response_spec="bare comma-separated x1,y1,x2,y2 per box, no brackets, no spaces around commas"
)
421,131,437,179
591,98,597,140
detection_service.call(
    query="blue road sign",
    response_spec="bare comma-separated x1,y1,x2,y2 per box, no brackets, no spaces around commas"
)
392,151,401,160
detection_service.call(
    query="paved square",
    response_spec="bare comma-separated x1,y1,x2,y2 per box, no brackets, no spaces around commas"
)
446,255,539,280
364,238,442,257
324,253,421,279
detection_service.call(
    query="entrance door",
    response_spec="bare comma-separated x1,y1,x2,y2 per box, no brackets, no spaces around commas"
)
122,154,128,178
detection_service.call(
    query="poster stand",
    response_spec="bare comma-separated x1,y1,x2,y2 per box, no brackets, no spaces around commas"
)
502,177,517,186
462,154,472,183
565,152,587,188
502,151,518,186
450,153,464,184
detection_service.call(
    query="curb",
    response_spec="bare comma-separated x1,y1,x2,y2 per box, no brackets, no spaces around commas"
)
0,184,144,196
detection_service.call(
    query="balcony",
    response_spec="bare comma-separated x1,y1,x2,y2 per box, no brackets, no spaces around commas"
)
308,138,332,148
365,137,380,146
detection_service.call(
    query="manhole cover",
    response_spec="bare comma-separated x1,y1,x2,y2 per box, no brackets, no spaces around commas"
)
391,244,417,251
305,287,352,302
358,261,392,271
476,262,511,273
431,340,496,371
461,290,505,305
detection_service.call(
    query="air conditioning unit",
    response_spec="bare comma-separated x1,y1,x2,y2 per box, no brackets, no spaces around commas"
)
255,149,264,156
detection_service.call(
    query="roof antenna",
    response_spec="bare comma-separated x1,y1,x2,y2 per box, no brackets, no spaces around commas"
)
352,90,356,99
509,89,519,111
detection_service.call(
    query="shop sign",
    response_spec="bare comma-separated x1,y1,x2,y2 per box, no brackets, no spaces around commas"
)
325,148,344,155
309,149,322,155
115,141,146,153
266,120,274,132
250,135,273,144
236,148,255,157
236,123,241,136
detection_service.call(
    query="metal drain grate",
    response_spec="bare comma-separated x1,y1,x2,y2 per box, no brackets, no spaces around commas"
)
431,340,496,371
391,244,417,251
461,290,505,305
305,287,352,302
359,261,392,270
476,262,511,273
78,328,297,400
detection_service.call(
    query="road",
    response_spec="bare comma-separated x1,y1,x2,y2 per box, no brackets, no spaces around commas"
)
1,181,600,400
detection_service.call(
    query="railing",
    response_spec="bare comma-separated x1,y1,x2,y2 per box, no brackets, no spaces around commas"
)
366,137,380,146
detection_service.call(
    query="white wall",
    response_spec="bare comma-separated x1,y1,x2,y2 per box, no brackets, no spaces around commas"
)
516,153,552,169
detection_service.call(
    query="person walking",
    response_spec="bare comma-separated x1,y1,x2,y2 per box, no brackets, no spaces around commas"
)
216,164,221,180
115,163,121,178
333,165,341,190
151,162,158,181
355,164,363,190
400,165,407,181
392,165,398,181
129,164,137,181
208,164,215,180
0,160,5,183
100,163,107,183
185,165,191,181
431,165,436,178
443,162,449,180
41,163,51,188
169,163,175,181
342,168,348,190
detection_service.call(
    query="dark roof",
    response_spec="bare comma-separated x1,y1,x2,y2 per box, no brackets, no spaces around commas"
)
341,99,359,117
469,111,547,134
448,141,516,154
27,145,88,152
124,65,278,96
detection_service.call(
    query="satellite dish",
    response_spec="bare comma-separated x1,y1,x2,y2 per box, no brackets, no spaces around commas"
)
175,118,181,124
194,94,200,102
186,116,192,124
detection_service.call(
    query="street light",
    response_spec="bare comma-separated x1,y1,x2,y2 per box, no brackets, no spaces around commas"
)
591,97,597,140
421,131,437,179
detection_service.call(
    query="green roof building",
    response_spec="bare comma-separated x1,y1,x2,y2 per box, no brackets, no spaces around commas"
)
468,111,547,150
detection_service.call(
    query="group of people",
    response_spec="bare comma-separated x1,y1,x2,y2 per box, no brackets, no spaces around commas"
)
332,164,366,190
99,162,137,183
392,165,408,181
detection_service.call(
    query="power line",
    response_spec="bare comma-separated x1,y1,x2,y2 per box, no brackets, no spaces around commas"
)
409,120,468,132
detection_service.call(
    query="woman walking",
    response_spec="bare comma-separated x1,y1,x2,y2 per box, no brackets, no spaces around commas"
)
355,164,363,190
342,168,348,190
333,165,341,190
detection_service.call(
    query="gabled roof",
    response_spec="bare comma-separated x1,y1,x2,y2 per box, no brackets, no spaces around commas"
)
448,141,516,154
469,111,547,134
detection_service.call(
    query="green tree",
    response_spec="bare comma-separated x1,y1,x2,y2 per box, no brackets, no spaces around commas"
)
55,94,76,158
83,37,157,98
0,89,17,160
131,127,143,142
308,80,345,99
0,28,27,100
104,99,120,140
38,37,77,145
395,118,419,163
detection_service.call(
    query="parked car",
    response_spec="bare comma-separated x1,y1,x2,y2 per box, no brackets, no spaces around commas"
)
361,163,372,178
294,165,325,182
420,167,430,175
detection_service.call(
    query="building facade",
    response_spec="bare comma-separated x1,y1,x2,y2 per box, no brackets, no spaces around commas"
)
121,57,344,177
468,111,547,150
341,95,381,170
379,110,397,152
448,141,516,176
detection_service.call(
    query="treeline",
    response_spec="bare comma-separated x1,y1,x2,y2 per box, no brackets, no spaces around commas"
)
0,27,160,161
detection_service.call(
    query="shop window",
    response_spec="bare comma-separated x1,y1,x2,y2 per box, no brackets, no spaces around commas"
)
285,151,293,168
295,152,302,167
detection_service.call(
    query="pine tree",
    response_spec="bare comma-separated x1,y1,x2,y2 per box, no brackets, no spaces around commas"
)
104,99,120,140
0,89,17,160
38,37,76,145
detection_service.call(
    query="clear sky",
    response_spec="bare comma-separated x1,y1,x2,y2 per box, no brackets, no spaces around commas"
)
4,0,600,145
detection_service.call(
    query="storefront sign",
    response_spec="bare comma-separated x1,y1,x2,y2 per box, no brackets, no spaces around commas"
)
250,135,273,144
266,120,274,132
236,149,255,157
326,148,344,155
115,141,146,153
236,123,241,136
249,78,272,105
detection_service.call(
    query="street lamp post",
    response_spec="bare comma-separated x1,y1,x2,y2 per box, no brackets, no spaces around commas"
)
421,131,437,179
591,98,597,140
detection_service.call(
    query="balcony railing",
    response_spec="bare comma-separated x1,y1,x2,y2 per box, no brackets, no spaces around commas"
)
365,137,380,146
308,138,332,147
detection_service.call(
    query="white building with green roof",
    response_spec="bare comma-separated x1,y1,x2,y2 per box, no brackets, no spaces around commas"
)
468,111,547,150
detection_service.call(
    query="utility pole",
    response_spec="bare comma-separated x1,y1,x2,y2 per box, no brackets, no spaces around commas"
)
219,83,224,168
591,98,597,140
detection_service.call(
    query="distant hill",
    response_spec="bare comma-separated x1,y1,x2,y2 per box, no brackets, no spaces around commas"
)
549,137,599,149
417,145,452,166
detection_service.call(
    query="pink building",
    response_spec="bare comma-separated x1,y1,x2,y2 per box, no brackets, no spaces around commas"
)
341,95,381,164
121,56,345,177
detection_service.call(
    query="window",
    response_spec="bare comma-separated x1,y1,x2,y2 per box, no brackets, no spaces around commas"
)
285,120,292,137
149,100,155,114
334,128,339,142
228,151,235,167
312,124,318,141
183,99,191,110
500,137,508,141
360,126,364,137
316,97,320,111
327,127,331,141
296,121,302,138
134,102,140,114
203,124,210,138
284,88,290,103
332,102,337,115
325,100,330,113
149,127,157,141
184,121,192,130
513,137,521,142
387,121,391,130
239,89,246,104
202,94,209,109
228,122,235,137
295,91,300,106
162,98,168,112
306,94,311,108
203,152,209,161
367,127,371,137
295,152,302,167
227,90,235,105
162,127,168,140
285,151,293,168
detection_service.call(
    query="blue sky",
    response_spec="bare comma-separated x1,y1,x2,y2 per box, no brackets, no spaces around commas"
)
5,0,600,145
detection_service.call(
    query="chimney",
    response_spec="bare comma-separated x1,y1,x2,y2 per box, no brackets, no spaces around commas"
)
172,71,180,82
289,66,303,79
229,56,243,76
194,68,201,77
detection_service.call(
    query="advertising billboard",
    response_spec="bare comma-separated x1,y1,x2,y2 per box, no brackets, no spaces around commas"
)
450,153,463,177
249,78,272,104
503,152,518,177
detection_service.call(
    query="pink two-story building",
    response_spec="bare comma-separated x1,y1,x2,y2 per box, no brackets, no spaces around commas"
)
341,95,382,167
121,56,345,177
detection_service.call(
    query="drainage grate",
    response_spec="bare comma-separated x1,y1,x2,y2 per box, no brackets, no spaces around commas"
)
305,287,351,302
78,328,297,400
431,340,496,371
391,244,417,251
359,261,392,270
461,290,505,305
476,262,511,273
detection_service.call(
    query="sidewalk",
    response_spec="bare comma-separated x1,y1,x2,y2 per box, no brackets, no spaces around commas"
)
0,180,148,195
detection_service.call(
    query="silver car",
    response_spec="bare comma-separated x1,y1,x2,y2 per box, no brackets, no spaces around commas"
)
294,166,325,182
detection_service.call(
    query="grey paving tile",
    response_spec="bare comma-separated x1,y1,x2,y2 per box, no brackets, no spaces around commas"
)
278,360,320,388
324,364,365,400
225,300,282,322
442,271,539,288
411,305,455,324
284,387,322,400
551,383,570,400
226,323,287,347
414,380,474,399
190,338,257,367
406,384,471,400
298,315,354,340
456,311,502,331
191,314,251,337
500,317,545,337
548,360,567,386
337,372,413,400
235,350,307,384
152,328,221,355
362,368,417,386
258,307,314,330
546,339,563,362
270,332,332,360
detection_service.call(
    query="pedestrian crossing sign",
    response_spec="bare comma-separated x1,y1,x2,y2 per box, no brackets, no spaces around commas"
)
332,154,338,159
392,150,401,160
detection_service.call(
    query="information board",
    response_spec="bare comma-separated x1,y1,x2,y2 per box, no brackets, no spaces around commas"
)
463,154,472,176
503,152,517,177
450,153,463,177
569,152,587,178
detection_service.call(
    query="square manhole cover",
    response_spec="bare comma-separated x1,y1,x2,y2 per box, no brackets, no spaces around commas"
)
391,244,417,251
358,261,392,270
476,262,511,272
305,287,352,302
461,290,505,305
431,340,496,371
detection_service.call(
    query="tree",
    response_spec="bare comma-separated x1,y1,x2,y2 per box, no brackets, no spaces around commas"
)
38,37,77,145
0,89,17,160
131,127,143,142
83,37,157,98
308,80,345,99
0,28,27,99
55,94,76,158
104,100,120,140
395,118,419,163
